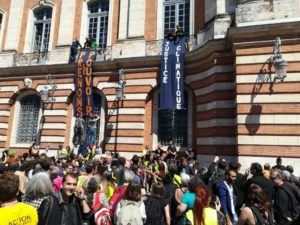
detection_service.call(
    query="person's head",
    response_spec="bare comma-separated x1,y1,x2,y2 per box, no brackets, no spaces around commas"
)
118,157,126,167
286,165,294,174
228,162,238,171
276,157,282,165
282,170,291,181
193,186,211,225
39,158,51,172
188,175,205,193
62,173,78,197
150,182,165,198
24,172,53,199
86,176,100,194
181,173,191,188
124,169,135,184
217,158,227,170
270,169,284,186
250,162,263,176
168,162,178,176
124,181,142,202
246,183,271,212
180,157,188,167
264,163,271,171
0,173,20,203
131,155,140,165
85,162,96,175
65,163,74,174
132,164,141,175
225,169,237,184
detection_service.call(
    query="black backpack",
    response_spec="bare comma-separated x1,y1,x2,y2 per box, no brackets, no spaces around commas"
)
250,206,275,225
144,196,165,225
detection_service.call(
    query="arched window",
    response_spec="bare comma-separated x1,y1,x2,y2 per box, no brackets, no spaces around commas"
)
88,0,109,49
158,91,189,147
33,7,52,53
163,0,190,36
17,95,41,143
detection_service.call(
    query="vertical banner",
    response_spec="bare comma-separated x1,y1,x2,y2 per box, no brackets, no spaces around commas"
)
160,36,186,110
74,49,97,117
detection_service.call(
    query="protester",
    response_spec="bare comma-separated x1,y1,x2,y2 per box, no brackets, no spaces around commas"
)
270,169,300,225
0,173,38,225
237,183,274,225
217,169,238,225
114,181,146,225
144,182,170,225
22,172,53,209
245,162,274,202
37,173,90,225
193,185,226,225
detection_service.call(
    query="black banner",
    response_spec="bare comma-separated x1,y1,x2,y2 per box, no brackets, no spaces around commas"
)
74,49,97,117
160,36,186,110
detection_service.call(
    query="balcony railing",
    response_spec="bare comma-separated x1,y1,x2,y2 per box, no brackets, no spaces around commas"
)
94,46,112,62
145,36,196,56
14,52,49,67
236,1,300,25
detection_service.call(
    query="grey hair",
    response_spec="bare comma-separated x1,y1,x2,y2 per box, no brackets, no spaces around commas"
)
271,168,284,180
282,170,291,181
24,172,53,199
181,173,191,187
124,169,135,183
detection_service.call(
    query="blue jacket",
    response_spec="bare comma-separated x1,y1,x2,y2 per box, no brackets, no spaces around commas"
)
217,180,236,217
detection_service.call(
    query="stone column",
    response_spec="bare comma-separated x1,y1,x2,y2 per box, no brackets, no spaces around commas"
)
3,0,25,51
57,0,76,46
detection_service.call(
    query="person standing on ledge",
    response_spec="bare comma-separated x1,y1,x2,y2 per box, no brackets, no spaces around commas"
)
86,114,100,145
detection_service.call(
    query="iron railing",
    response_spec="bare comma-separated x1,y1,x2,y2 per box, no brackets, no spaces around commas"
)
14,51,49,67
145,36,196,56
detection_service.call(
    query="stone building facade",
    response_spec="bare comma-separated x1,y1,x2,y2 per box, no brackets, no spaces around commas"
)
0,0,300,172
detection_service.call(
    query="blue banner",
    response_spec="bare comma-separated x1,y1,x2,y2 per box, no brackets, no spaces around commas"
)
160,36,186,110
74,49,97,117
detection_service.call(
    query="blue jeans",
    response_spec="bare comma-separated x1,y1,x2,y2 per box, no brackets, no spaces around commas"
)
86,127,96,145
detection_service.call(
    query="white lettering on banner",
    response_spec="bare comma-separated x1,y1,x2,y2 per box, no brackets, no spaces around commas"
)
163,41,170,83
175,45,182,109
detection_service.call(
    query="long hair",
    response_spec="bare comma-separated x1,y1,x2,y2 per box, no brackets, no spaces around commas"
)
150,182,165,198
24,172,53,199
86,175,100,208
193,186,211,225
246,183,272,218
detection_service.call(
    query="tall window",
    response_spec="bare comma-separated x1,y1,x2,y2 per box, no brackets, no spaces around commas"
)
158,91,188,146
164,0,190,36
33,7,52,53
88,1,109,49
17,95,41,143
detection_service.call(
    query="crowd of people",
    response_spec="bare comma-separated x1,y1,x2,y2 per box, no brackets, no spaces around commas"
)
0,142,299,225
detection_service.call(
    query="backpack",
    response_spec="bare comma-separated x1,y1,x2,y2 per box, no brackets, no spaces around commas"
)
90,191,112,225
116,201,143,225
108,186,127,219
94,207,112,225
144,196,165,225
250,206,275,225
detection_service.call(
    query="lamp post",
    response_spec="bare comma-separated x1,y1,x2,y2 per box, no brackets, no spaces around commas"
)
39,74,57,103
272,37,288,82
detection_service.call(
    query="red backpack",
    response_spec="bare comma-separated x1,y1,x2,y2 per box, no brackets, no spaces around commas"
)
91,191,112,225
108,186,127,218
